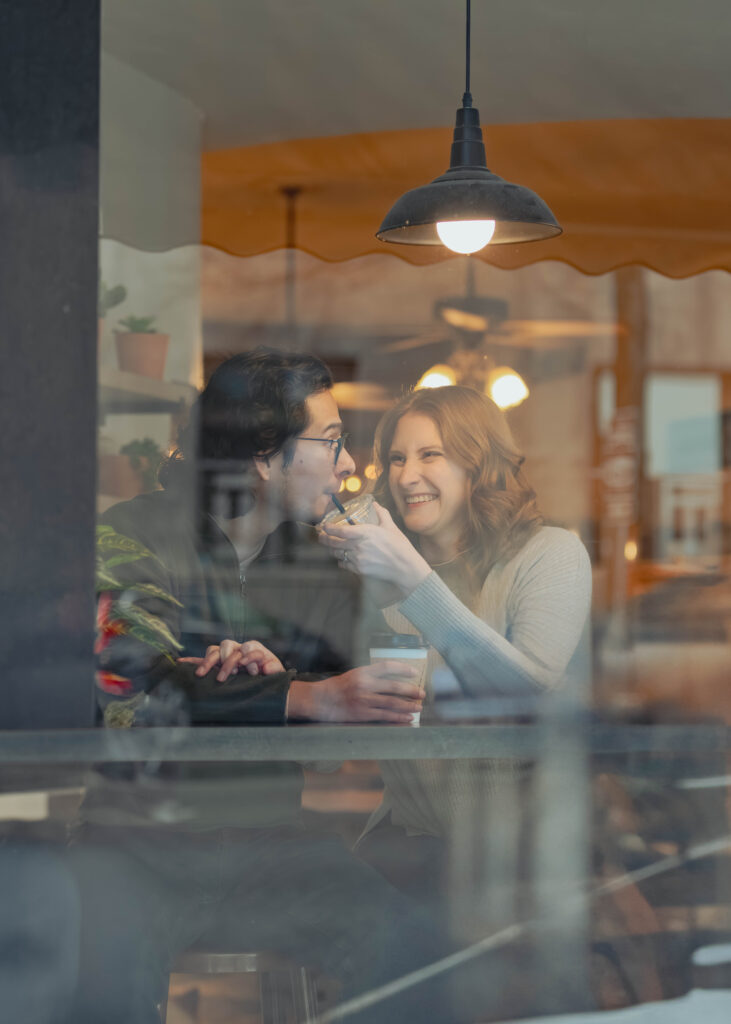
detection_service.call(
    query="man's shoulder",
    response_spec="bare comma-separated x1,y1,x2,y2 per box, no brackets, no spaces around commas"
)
100,490,184,545
101,489,167,522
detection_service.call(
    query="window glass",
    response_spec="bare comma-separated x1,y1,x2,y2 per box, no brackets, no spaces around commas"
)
2,3,729,1022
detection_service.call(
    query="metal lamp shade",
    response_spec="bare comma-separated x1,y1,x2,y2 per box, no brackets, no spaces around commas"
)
376,166,562,246
377,101,562,247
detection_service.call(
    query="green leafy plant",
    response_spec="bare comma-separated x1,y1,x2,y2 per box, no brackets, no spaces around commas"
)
98,274,127,318
119,437,164,493
96,524,182,661
117,315,157,333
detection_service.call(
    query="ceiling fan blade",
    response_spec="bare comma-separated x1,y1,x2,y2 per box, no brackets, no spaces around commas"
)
331,381,393,411
380,328,447,354
505,319,617,339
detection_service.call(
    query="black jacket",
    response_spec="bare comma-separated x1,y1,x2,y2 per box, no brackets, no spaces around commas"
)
97,489,360,720
88,488,359,828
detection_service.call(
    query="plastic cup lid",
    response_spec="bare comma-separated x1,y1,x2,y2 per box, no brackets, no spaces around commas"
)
321,493,374,523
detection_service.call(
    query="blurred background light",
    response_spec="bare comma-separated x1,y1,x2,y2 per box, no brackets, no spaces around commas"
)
417,363,457,389
344,475,362,493
487,366,529,409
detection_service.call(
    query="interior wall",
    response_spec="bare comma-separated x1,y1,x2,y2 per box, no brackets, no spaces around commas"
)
99,52,204,452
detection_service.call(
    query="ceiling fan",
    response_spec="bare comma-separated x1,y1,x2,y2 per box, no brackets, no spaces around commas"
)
382,260,617,355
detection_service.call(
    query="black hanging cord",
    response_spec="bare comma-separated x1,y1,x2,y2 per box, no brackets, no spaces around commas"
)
463,0,472,106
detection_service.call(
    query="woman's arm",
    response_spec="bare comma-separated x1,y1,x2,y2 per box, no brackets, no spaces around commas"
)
396,528,592,697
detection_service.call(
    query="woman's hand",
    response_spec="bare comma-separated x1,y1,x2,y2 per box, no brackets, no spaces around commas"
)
178,639,285,682
287,661,425,724
319,502,431,599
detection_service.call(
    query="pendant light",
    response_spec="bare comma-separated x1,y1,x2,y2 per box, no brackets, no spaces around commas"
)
377,0,562,254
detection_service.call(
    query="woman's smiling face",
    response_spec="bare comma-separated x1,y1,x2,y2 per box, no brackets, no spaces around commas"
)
387,412,471,553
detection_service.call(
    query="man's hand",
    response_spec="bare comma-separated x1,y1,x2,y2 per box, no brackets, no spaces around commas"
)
178,640,285,682
287,661,425,724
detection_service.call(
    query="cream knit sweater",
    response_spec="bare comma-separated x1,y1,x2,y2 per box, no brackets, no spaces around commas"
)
363,526,592,838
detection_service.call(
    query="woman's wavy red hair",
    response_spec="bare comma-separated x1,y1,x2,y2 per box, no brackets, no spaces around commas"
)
373,386,543,592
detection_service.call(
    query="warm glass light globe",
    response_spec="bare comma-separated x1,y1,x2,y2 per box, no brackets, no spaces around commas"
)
436,219,496,254
488,368,529,410
417,364,457,389
364,463,378,480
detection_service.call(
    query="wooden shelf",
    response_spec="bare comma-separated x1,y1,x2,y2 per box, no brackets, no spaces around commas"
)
99,367,196,416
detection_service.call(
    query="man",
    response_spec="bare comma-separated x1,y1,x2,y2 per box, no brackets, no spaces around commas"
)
94,347,422,730
67,349,453,1024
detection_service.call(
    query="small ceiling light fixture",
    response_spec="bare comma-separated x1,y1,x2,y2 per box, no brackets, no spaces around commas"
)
377,1,561,254
487,366,529,410
417,364,458,389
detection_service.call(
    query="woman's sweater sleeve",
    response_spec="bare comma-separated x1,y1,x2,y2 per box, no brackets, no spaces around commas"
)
396,529,592,696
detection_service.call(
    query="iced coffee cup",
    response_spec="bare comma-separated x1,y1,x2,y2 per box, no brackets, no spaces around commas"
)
369,633,428,726
320,493,378,529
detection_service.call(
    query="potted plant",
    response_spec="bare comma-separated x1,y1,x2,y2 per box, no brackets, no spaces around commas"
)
119,437,164,493
114,314,170,379
97,274,127,350
98,437,163,499
95,524,183,718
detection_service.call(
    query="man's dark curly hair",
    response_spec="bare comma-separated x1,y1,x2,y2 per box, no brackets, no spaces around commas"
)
159,348,333,488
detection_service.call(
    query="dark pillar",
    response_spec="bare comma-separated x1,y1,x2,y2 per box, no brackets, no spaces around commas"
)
0,0,100,727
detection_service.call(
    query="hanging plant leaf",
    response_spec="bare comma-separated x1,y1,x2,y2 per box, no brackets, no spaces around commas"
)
96,526,161,564
96,561,124,590
110,601,183,653
125,626,179,662
103,692,147,729
131,583,182,606
104,552,158,570
96,577,182,607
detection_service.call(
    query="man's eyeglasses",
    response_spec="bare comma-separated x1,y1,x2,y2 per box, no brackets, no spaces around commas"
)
298,433,349,466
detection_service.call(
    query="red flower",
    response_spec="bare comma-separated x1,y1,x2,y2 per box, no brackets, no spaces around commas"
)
96,671,134,696
95,591,127,654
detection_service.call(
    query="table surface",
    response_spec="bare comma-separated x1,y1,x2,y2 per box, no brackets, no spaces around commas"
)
0,721,728,764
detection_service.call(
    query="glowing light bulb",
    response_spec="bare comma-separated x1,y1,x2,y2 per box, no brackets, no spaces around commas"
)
344,475,362,493
417,364,457,389
624,539,638,562
364,463,378,481
436,219,496,254
488,367,529,410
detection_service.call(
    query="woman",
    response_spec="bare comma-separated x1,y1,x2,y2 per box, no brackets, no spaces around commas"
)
319,385,592,902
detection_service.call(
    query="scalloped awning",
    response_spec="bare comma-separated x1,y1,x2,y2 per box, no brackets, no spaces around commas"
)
202,118,731,278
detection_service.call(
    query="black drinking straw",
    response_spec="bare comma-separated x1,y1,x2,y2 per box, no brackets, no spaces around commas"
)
331,494,357,525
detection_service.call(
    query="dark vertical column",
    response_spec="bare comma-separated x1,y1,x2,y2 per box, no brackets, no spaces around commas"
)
597,267,647,659
610,267,647,637
0,0,100,727
721,374,731,556
281,185,302,342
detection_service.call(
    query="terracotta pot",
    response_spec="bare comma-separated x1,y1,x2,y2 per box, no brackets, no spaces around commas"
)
114,331,170,379
97,454,143,498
